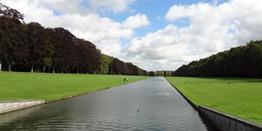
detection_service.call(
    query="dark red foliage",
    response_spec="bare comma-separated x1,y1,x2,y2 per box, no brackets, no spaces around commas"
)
0,3,146,75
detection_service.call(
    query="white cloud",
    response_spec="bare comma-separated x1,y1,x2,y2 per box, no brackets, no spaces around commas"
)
36,0,85,14
123,13,150,29
123,0,262,71
165,0,262,43
89,0,134,13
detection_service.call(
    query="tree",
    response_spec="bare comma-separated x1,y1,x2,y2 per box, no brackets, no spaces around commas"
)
0,15,26,71
0,3,23,22
25,22,53,72
100,54,113,74
77,39,101,73
46,28,79,73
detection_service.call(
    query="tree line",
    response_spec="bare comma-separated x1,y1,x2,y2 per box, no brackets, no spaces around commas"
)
0,3,146,75
173,40,262,78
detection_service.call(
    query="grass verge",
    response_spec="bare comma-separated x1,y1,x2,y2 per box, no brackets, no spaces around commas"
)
166,77,262,124
0,72,147,101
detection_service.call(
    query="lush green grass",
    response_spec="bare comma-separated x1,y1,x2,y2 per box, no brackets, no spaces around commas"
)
167,77,262,124
0,72,147,101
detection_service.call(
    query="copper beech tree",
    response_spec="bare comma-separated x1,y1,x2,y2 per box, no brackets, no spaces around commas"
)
0,3,146,75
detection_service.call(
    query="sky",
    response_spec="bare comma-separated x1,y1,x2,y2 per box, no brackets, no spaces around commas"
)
0,0,261,71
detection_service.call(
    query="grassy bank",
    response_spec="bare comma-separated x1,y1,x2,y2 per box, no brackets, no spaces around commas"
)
166,77,262,124
0,72,147,101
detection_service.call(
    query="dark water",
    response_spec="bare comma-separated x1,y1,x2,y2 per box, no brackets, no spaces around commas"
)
0,77,210,131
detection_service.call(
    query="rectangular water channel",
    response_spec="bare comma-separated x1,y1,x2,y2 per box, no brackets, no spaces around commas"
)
0,77,214,131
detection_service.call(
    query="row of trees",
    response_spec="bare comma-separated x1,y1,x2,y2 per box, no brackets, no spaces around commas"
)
147,71,173,76
173,41,262,77
0,3,146,75
99,54,147,75
112,58,147,75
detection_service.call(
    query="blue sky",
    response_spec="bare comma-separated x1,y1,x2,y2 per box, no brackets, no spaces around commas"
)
103,0,226,37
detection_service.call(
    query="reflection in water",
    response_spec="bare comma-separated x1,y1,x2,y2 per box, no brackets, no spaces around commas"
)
0,77,211,131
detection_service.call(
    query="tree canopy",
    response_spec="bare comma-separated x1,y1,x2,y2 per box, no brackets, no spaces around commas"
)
0,3,23,21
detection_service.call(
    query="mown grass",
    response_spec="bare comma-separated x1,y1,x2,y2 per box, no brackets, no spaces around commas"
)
166,77,262,124
0,72,147,101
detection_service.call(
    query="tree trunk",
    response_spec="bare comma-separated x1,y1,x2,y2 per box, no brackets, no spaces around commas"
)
43,66,46,73
8,65,11,72
31,65,34,73
47,66,50,73
0,56,2,71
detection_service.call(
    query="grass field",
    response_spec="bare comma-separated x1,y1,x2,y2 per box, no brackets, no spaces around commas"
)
166,77,262,124
0,72,147,101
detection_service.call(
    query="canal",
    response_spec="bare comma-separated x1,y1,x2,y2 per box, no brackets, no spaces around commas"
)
0,77,212,130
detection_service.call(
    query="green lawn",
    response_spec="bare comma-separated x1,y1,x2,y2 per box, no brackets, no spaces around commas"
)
0,72,147,101
166,77,262,124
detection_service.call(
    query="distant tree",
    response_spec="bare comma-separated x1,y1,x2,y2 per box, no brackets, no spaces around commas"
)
112,58,145,75
0,3,23,22
77,39,101,73
25,22,53,72
148,71,155,76
100,54,113,74
0,15,26,71
173,41,262,78
46,28,79,73
112,58,124,74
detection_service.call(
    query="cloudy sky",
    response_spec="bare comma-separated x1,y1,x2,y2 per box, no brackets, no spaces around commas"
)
1,0,261,71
